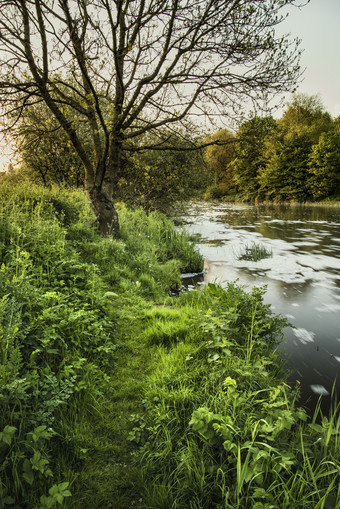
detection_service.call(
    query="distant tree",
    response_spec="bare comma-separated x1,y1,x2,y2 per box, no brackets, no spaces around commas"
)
204,129,236,196
232,116,277,200
15,104,84,187
116,130,211,213
259,94,333,200
0,0,306,235
308,128,340,199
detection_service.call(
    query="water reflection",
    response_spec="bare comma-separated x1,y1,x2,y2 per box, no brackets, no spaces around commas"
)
179,202,340,416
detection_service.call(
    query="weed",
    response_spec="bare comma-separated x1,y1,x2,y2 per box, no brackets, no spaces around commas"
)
137,283,339,508
0,178,203,507
238,242,273,261
1,178,338,508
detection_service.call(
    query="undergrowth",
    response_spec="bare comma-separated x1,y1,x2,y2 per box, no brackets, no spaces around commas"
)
134,287,340,508
0,176,339,508
0,178,202,508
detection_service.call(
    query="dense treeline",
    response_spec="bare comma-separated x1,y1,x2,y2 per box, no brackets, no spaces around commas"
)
5,93,339,212
205,94,340,202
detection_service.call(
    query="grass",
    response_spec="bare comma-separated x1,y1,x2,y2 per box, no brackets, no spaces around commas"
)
238,241,273,262
136,285,340,508
0,177,202,508
0,175,339,508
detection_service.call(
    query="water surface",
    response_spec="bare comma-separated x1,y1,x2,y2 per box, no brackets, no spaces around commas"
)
180,202,340,415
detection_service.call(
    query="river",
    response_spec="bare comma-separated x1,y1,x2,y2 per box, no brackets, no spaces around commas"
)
179,201,340,416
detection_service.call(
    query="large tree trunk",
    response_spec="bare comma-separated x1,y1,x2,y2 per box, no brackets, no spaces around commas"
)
86,138,123,237
88,184,120,237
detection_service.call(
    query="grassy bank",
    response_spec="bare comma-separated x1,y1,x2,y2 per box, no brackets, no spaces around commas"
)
0,178,339,508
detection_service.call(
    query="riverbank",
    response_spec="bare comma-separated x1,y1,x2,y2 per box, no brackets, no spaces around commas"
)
207,191,340,207
0,179,339,508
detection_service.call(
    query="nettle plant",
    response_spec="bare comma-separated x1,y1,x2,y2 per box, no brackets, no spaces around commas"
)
136,283,339,508
0,424,71,508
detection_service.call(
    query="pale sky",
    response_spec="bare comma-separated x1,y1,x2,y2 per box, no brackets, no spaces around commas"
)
277,0,340,117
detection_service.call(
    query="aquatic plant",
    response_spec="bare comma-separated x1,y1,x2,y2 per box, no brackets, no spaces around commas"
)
238,241,273,261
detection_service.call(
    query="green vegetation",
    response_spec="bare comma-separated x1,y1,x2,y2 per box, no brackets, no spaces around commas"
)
203,129,236,199
0,0,304,235
0,177,202,507
205,94,340,203
14,110,211,214
1,178,339,508
238,243,273,262
137,285,340,508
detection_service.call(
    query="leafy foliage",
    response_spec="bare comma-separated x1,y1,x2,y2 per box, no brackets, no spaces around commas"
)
115,131,211,213
232,116,277,200
136,283,340,508
308,128,340,199
204,129,236,198
0,178,202,507
259,95,333,201
13,103,84,188
0,0,305,234
212,95,340,203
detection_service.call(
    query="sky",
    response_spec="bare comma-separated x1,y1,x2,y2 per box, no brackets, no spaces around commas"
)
1,0,340,170
276,0,340,117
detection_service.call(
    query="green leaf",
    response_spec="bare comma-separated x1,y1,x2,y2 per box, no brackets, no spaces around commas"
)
223,376,237,388
22,458,34,486
31,451,49,473
3,495,15,505
253,487,267,498
48,482,71,503
0,426,17,446
309,423,324,433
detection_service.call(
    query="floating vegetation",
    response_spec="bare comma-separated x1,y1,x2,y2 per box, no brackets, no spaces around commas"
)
238,241,273,261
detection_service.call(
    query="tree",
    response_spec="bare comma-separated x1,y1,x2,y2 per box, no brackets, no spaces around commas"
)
116,130,211,213
0,0,306,235
259,94,333,200
204,129,236,196
308,128,340,199
232,116,277,200
14,103,84,187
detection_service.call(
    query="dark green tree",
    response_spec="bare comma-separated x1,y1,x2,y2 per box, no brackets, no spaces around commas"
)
14,104,84,187
308,128,340,199
116,130,211,213
0,0,306,235
259,95,333,200
204,129,236,197
232,116,277,200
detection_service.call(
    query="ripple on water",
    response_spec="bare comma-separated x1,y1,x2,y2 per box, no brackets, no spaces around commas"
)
293,328,315,344
315,303,340,313
310,385,329,396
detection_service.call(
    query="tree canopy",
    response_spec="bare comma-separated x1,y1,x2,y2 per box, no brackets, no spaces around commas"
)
209,94,339,203
232,116,277,200
0,0,306,234
259,94,333,200
204,129,236,196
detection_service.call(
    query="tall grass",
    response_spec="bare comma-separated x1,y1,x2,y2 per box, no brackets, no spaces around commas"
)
135,283,340,508
0,178,203,507
1,177,338,508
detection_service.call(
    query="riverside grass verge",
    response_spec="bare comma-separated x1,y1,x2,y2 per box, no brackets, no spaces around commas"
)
0,178,339,508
